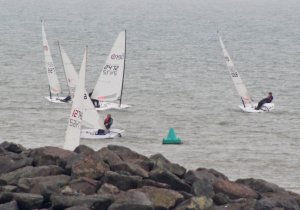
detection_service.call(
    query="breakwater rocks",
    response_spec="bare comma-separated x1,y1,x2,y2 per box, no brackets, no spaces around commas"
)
0,141,299,210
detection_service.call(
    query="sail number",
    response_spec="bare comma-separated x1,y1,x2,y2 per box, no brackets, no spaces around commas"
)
111,54,124,60
103,65,119,76
47,62,55,74
231,72,238,77
69,109,82,128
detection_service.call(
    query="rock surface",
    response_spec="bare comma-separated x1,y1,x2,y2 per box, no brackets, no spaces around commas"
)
0,142,298,210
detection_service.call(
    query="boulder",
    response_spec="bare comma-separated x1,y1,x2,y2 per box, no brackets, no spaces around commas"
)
191,178,215,198
65,206,91,210
256,191,300,210
212,193,229,205
107,145,149,162
236,178,284,193
0,156,32,174
210,198,257,210
0,192,13,203
69,177,100,195
174,196,213,210
70,154,109,179
0,200,19,210
137,186,184,210
213,179,259,199
97,183,120,195
95,147,123,167
110,162,149,178
0,165,65,185
17,175,71,196
102,171,142,191
139,179,171,189
0,141,26,153
29,146,77,168
74,145,95,156
0,185,18,192
149,168,191,193
51,194,112,210
108,190,153,210
184,168,228,185
150,153,186,178
11,192,44,210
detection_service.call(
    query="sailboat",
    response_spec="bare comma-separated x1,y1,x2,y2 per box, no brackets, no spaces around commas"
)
91,31,131,111
60,44,124,140
42,20,69,103
63,47,87,150
218,34,274,113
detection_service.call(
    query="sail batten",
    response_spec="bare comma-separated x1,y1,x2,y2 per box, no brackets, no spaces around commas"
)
91,31,126,102
218,35,252,105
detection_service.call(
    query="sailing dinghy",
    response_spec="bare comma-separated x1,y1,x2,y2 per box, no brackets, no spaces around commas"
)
218,34,274,113
61,45,124,140
42,21,69,103
91,31,131,111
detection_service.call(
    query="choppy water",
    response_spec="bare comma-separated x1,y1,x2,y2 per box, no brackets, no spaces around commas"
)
0,0,299,193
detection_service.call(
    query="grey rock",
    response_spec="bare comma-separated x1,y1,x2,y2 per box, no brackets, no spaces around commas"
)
29,146,77,168
95,147,123,167
107,145,149,162
191,178,215,198
137,186,184,210
74,145,95,156
0,192,13,203
69,177,100,195
102,171,142,191
18,174,71,196
0,165,65,185
212,193,229,205
108,190,153,210
0,156,32,175
51,194,112,210
0,141,26,154
150,153,186,178
174,196,213,210
236,178,284,193
0,185,18,192
0,200,19,210
12,192,44,210
184,168,228,185
110,161,149,178
65,205,91,210
70,153,109,179
149,168,191,193
97,183,120,195
139,179,171,189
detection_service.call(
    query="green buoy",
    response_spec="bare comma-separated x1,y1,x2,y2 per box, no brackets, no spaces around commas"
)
163,128,182,144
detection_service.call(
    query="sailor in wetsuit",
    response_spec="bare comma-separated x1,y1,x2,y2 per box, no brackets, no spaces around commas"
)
60,95,71,103
96,114,113,135
255,92,273,110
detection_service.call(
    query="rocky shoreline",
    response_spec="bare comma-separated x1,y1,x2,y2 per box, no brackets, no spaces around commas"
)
0,141,299,210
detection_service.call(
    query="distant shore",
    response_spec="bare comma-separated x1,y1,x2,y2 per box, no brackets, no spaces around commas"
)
0,141,299,210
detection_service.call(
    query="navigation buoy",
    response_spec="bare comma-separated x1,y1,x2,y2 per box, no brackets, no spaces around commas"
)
162,128,182,144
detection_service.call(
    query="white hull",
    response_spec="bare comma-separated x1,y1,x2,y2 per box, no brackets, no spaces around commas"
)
95,102,131,111
45,96,71,104
81,128,124,139
239,103,275,113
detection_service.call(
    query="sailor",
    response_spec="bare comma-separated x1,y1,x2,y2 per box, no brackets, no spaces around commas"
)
255,92,273,110
60,95,71,103
89,90,100,108
104,114,113,130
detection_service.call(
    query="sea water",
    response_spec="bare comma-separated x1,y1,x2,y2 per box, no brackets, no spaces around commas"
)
0,0,299,193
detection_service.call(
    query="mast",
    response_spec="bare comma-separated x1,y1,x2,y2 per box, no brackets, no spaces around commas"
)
119,30,126,107
58,41,71,97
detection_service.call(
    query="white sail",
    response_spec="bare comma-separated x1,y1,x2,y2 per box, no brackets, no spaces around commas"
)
58,43,77,98
218,35,252,106
59,45,104,129
42,21,61,95
63,48,87,151
91,31,126,103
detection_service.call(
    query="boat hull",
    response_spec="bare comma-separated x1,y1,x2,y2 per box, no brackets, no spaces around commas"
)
80,128,124,139
239,103,274,113
95,102,131,111
45,96,70,104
